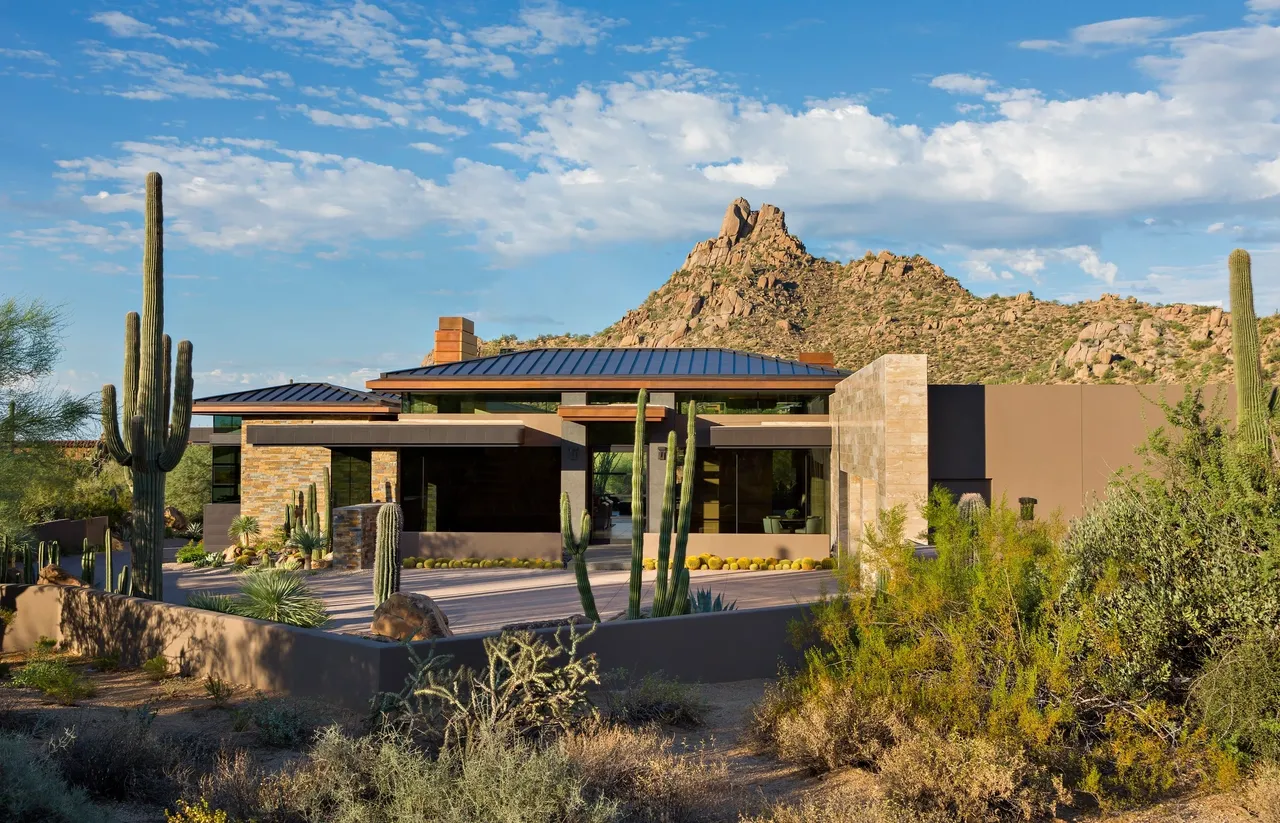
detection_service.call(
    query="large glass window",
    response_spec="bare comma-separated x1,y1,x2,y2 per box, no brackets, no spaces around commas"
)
213,415,242,433
401,393,560,414
588,392,641,405
212,446,241,504
331,448,372,509
691,448,828,534
677,394,828,415
400,447,559,532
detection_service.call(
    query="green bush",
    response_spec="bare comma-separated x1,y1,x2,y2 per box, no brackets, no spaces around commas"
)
143,653,171,681
243,696,310,749
0,733,106,822
603,670,709,728
6,651,95,704
1193,630,1280,763
176,540,207,563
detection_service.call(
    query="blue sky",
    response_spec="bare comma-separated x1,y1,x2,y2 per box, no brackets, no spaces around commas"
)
2,0,1279,400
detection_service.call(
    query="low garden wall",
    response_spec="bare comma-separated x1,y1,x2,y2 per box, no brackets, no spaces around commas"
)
399,531,561,561
643,532,831,561
0,584,810,711
30,516,110,548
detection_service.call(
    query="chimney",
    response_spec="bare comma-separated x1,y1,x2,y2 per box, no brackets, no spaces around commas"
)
798,352,835,367
431,316,477,364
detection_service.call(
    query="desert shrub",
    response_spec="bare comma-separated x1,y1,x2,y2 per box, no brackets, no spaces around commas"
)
234,570,329,628
187,591,239,614
144,653,172,681
565,722,725,822
602,670,708,728
261,725,615,823
742,791,940,823
189,747,266,822
6,650,95,704
1062,392,1280,702
47,706,199,804
373,627,599,748
1192,629,1280,764
749,673,895,772
0,733,107,822
176,540,207,563
243,696,311,749
204,676,236,707
878,725,1063,823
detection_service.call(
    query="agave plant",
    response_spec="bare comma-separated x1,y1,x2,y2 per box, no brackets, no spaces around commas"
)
186,591,238,614
234,570,329,628
687,588,736,614
286,527,327,568
228,515,260,549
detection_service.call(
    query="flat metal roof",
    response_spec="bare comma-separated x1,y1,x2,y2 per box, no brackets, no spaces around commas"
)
380,348,850,380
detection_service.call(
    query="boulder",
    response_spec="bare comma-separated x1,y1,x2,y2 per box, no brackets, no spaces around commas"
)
164,506,189,532
38,564,88,588
223,545,241,563
371,592,452,641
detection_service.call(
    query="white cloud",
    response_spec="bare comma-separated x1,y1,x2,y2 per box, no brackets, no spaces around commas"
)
212,1,409,68
90,11,217,52
1020,16,1189,52
474,2,622,55
294,104,388,129
1059,245,1118,284
0,47,58,65
406,34,517,76
83,45,284,101
1207,221,1226,233
409,141,445,154
618,35,693,54
702,161,788,188
930,73,993,95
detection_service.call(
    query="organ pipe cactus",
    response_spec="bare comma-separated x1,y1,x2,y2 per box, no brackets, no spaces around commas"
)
653,401,697,618
627,389,648,620
101,172,195,600
1230,249,1275,455
373,502,402,607
651,431,678,615
560,491,599,622
104,525,114,594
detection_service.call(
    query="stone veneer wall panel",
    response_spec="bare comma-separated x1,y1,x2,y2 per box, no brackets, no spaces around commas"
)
332,503,382,570
241,419,336,536
371,449,398,503
829,355,928,582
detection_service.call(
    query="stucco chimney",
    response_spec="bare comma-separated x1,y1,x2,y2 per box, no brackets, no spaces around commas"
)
429,316,477,364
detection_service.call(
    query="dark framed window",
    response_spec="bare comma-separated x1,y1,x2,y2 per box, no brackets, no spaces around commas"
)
691,448,828,534
212,446,241,504
213,415,242,433
676,394,828,415
400,447,559,532
401,393,559,414
331,448,372,509
588,392,642,405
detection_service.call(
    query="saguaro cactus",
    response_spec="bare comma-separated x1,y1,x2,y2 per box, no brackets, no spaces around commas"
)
958,493,988,525
560,491,599,622
80,538,96,586
373,502,402,607
101,172,194,600
627,388,648,620
1230,249,1274,454
104,525,114,593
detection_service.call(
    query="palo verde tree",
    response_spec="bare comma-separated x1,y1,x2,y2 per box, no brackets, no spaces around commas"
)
102,172,194,600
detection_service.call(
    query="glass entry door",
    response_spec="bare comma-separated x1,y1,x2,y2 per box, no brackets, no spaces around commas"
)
590,446,635,544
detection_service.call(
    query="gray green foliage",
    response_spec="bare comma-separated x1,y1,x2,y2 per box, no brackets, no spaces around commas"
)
1193,629,1280,762
374,501,402,607
101,172,195,600
0,734,106,822
165,444,211,523
687,587,736,613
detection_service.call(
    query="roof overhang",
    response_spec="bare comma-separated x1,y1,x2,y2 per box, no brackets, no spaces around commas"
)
557,404,667,423
708,423,832,449
246,422,525,447
365,376,845,392
192,402,397,416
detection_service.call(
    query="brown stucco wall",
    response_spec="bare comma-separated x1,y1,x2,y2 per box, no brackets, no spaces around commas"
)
0,584,810,711
30,516,110,549
931,383,1235,521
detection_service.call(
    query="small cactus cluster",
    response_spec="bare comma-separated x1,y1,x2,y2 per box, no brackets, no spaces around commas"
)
37,540,62,568
285,473,329,567
373,501,402,607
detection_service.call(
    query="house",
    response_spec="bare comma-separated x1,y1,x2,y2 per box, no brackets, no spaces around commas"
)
194,316,1233,557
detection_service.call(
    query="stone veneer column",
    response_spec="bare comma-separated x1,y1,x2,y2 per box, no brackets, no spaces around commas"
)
239,420,332,536
371,449,398,503
829,354,928,585
560,392,588,534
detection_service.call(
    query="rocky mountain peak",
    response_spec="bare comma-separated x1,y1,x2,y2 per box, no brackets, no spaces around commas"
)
681,197,810,272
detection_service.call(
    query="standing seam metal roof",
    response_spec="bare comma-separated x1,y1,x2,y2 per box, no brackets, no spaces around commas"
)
193,382,401,405
381,348,849,379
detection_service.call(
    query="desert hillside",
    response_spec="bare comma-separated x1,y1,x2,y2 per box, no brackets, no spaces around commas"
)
480,198,1280,384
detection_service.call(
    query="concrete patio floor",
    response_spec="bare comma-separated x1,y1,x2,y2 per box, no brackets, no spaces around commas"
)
160,563,839,636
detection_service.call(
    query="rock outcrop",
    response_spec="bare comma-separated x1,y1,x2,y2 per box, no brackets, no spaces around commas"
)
38,564,88,587
681,198,810,272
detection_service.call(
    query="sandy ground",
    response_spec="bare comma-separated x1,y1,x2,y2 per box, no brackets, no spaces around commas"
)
161,563,839,635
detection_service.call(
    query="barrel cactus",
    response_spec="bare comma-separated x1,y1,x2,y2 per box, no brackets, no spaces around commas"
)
373,502,402,607
101,172,195,600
